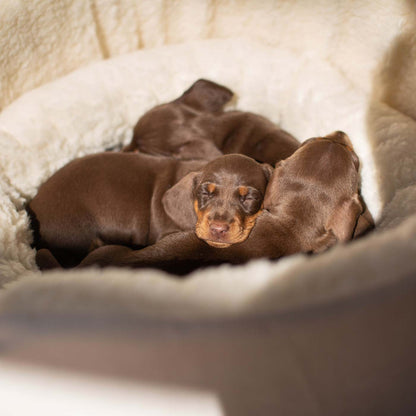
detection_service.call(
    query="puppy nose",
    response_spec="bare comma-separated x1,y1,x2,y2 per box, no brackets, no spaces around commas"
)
209,221,230,238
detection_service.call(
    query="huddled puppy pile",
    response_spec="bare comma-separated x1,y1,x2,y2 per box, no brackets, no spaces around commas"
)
28,79,374,274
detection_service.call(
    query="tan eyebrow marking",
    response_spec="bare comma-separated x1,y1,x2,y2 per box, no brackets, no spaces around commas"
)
207,183,216,193
238,186,249,196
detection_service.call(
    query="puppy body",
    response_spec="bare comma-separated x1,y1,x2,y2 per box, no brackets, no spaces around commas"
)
125,79,300,164
208,110,300,165
123,79,232,160
29,152,202,267
79,132,371,274
29,153,271,268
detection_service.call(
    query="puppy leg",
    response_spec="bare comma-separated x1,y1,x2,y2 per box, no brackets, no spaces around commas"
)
78,245,134,268
36,248,62,270
78,232,212,275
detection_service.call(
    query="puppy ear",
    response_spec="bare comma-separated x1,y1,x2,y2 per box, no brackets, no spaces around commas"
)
36,248,62,270
177,79,234,112
263,161,284,210
311,194,363,254
353,195,374,238
261,163,274,181
326,194,364,242
162,171,201,230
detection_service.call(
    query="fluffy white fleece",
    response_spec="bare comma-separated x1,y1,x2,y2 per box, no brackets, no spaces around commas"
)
0,0,416,320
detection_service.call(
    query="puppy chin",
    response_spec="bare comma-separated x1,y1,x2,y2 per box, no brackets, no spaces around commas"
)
195,229,232,248
204,240,232,248
196,226,253,248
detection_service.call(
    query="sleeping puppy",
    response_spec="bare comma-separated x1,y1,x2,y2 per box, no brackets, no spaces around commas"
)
124,78,300,165
76,131,372,274
123,79,233,160
29,153,272,269
191,155,272,248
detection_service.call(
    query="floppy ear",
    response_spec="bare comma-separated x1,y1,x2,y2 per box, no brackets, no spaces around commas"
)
261,163,274,181
326,194,364,242
162,171,201,230
36,248,62,270
353,194,374,238
177,79,234,112
263,161,284,210
311,194,363,254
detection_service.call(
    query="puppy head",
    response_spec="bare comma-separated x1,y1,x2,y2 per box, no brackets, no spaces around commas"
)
163,154,272,247
264,131,364,250
193,154,272,247
292,130,359,184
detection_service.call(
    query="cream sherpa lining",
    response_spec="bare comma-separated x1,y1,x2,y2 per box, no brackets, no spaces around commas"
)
0,1,416,320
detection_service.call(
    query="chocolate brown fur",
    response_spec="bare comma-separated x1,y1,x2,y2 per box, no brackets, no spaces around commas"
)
77,131,372,274
124,79,300,165
29,153,271,269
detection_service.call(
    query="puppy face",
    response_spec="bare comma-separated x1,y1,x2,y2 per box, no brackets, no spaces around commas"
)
193,154,272,247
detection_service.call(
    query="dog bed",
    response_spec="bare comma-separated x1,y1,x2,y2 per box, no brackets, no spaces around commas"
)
0,1,416,415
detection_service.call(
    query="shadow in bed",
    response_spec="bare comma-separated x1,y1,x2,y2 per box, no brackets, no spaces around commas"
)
367,0,416,228
2,271,416,416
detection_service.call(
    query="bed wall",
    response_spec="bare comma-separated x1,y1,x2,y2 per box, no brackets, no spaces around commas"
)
0,0,410,109
1,2,416,414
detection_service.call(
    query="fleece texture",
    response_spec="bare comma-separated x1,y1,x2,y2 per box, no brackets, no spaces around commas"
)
0,0,415,320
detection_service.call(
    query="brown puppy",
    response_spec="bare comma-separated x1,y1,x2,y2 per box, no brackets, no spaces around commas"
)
192,156,272,248
123,79,233,160
29,153,272,269
124,79,300,165
77,131,371,274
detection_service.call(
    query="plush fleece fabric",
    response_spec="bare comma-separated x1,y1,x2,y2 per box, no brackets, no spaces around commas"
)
0,0,415,320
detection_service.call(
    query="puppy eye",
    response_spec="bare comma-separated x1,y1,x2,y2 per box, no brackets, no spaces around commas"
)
240,195,259,210
202,190,213,198
199,183,216,200
240,194,256,202
239,187,260,201
239,188,262,213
